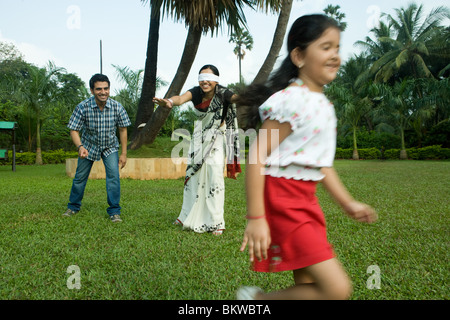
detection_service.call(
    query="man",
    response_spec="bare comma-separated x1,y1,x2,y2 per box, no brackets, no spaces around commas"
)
63,74,131,222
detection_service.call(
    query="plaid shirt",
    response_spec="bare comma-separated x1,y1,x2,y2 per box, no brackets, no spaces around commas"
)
68,96,131,161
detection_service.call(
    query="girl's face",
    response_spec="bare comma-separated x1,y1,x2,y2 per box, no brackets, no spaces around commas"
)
198,68,218,95
292,27,341,92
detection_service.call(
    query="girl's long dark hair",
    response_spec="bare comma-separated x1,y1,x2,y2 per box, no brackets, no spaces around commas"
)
235,14,340,129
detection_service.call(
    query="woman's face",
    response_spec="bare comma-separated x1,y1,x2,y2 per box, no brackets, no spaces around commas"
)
198,68,218,95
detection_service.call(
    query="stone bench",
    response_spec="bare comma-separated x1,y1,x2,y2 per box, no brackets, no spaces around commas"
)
65,158,187,180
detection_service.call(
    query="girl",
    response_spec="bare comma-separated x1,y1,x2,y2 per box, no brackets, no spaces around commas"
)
236,15,377,299
153,65,241,236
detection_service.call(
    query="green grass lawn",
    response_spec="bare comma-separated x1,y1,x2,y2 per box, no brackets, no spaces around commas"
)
0,160,448,300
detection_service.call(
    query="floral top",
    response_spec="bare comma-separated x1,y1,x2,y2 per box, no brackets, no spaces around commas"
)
259,79,337,181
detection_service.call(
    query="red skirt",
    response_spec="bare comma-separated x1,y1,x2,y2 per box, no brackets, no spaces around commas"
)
253,175,335,272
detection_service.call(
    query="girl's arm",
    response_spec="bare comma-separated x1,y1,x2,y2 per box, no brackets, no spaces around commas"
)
153,91,193,108
240,119,292,262
321,167,378,223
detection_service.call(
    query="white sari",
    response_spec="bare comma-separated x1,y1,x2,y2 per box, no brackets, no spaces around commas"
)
176,87,240,233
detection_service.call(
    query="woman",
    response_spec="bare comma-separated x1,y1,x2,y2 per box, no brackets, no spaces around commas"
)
153,65,241,235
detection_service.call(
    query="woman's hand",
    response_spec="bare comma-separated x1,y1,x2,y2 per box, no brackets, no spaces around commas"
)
240,218,271,262
152,97,173,109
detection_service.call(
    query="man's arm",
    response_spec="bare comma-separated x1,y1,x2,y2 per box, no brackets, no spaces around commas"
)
118,127,128,169
70,130,88,159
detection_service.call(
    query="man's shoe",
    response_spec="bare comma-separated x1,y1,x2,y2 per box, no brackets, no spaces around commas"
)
110,214,122,222
62,209,78,217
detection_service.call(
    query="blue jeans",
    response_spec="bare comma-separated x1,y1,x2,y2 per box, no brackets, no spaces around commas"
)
68,152,121,216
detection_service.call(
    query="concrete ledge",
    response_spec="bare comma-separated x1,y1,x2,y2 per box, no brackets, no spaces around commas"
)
66,158,187,180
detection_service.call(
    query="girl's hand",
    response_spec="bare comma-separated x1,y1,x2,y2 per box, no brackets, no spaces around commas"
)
343,201,378,223
240,218,271,262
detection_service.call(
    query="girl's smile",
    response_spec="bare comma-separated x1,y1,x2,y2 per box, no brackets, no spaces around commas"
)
292,27,341,92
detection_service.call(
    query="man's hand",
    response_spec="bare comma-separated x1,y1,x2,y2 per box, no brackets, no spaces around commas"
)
79,146,88,159
119,154,127,169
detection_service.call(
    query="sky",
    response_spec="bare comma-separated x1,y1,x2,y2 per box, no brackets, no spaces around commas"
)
0,0,448,98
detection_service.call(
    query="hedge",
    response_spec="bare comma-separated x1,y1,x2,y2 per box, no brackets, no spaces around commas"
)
383,146,450,160
1,146,449,166
336,145,450,160
0,149,78,165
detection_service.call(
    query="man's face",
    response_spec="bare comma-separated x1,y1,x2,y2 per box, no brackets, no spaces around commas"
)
90,81,110,105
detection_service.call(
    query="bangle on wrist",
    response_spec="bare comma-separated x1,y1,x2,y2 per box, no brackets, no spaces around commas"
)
77,144,83,151
167,98,174,106
246,214,266,220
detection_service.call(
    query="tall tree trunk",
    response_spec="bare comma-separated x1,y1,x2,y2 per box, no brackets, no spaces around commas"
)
128,25,202,150
130,5,161,141
163,25,202,99
35,111,42,165
238,49,242,83
400,127,407,159
251,0,293,85
27,115,32,152
352,126,359,160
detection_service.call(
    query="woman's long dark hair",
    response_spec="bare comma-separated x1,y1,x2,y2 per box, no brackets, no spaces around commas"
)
199,64,220,76
236,14,340,129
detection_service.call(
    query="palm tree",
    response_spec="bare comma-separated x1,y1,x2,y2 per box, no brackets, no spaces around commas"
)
377,78,426,159
323,4,347,31
112,64,168,125
15,62,64,164
129,0,255,150
327,54,378,160
112,64,144,123
356,20,394,58
131,1,161,141
229,30,254,83
368,3,450,83
328,84,365,160
354,21,394,88
353,3,450,152
251,0,291,85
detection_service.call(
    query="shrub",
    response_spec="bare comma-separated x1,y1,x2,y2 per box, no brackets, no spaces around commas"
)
424,120,450,148
416,146,450,160
42,149,77,164
334,146,449,160
1,150,78,165
335,148,353,159
1,145,448,166
337,130,401,149
384,149,400,160
357,148,381,160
